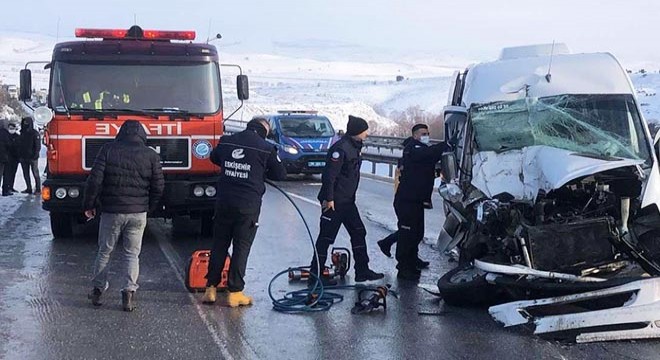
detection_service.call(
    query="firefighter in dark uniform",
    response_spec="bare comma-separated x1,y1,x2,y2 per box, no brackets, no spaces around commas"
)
203,117,287,306
395,123,449,281
310,115,384,285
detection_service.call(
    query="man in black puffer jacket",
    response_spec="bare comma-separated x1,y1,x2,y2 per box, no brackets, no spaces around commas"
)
83,120,164,311
18,116,41,194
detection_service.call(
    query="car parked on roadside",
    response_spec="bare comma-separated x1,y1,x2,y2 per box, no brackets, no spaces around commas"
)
262,110,340,175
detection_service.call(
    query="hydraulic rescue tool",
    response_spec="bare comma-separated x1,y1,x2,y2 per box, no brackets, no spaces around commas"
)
351,284,397,314
288,247,351,282
264,180,396,313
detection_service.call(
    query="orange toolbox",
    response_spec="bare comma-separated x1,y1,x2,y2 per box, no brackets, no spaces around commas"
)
185,250,230,292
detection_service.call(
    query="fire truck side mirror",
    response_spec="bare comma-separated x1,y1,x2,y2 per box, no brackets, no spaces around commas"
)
237,75,249,101
19,69,32,101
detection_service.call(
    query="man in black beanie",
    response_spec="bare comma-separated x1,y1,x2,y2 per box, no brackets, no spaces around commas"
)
310,115,384,286
203,117,287,306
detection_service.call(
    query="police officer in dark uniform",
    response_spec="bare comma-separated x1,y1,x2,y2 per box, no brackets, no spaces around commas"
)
395,123,449,281
310,115,384,285
2,121,20,196
203,117,287,307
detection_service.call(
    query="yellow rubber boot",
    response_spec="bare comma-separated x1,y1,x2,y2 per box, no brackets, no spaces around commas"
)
202,286,217,304
222,291,253,307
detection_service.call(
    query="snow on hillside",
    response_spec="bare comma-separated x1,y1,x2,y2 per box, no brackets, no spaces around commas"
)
221,76,452,132
0,32,53,88
0,32,455,132
4,31,660,134
630,73,660,125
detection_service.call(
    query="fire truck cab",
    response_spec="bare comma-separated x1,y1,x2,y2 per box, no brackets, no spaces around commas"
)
19,26,249,238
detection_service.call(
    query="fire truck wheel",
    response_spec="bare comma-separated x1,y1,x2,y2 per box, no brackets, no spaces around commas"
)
50,213,73,239
201,215,214,238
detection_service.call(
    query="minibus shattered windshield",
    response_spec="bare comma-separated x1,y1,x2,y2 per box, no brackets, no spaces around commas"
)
470,94,650,162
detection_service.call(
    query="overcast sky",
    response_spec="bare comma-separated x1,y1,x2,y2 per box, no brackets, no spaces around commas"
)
3,0,659,65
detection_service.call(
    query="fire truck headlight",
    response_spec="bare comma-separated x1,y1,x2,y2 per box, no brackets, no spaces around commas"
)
34,106,53,124
68,188,80,198
55,188,67,199
205,186,216,197
193,186,205,197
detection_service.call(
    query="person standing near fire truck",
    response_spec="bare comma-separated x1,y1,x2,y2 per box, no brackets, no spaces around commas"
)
84,120,164,312
2,120,20,196
202,117,286,307
18,116,41,194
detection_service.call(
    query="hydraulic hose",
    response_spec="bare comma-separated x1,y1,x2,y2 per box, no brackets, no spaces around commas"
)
265,180,370,313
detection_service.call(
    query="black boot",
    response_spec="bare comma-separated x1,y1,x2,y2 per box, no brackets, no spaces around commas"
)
88,287,103,306
122,290,136,312
416,258,430,270
355,269,385,282
377,239,392,258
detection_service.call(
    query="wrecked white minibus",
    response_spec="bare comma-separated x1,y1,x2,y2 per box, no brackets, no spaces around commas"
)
436,43,660,319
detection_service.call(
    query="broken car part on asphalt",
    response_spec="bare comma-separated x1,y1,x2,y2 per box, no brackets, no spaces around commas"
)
489,277,660,343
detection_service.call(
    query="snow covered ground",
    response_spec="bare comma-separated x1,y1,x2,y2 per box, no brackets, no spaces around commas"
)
0,153,46,229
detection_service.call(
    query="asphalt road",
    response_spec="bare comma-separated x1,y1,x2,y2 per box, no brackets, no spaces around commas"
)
1,175,659,359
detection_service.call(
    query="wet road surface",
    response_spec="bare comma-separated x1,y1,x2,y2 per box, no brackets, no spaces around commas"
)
1,176,660,359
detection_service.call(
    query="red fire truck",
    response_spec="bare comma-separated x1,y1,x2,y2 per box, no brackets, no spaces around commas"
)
19,26,249,238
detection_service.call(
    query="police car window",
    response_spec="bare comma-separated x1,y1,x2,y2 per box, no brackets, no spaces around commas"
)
50,61,221,114
279,117,334,137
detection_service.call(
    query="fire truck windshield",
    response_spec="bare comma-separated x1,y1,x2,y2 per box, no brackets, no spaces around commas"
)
50,61,221,115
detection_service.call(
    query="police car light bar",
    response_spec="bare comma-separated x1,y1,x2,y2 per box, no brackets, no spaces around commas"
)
75,28,196,41
277,110,318,115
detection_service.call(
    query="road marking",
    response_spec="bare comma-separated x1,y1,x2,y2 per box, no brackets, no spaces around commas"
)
154,234,236,360
361,175,394,186
285,192,321,208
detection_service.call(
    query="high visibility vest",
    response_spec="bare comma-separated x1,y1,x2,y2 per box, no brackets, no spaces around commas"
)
94,91,131,110
70,91,93,109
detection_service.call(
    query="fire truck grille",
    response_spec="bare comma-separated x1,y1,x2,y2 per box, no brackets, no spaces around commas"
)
84,138,190,169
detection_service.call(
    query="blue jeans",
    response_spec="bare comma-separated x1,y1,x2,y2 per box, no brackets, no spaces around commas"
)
91,212,147,292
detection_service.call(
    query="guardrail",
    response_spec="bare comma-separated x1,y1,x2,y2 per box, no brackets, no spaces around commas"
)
223,118,442,177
